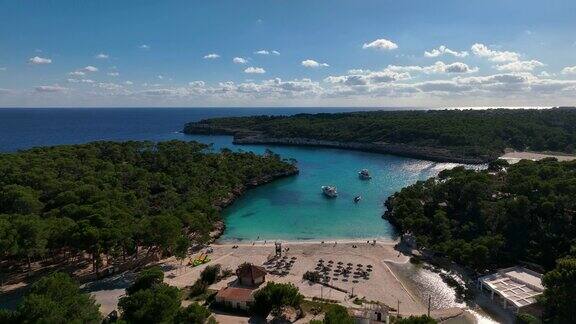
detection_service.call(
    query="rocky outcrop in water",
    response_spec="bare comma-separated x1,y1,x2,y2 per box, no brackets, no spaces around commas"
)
183,123,492,164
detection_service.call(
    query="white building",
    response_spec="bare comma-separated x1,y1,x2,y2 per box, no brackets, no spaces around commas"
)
478,266,544,314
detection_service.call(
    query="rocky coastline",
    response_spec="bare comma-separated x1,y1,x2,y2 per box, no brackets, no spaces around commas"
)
183,123,494,164
209,166,299,241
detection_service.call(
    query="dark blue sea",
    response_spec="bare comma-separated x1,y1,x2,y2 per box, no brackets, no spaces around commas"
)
0,108,374,152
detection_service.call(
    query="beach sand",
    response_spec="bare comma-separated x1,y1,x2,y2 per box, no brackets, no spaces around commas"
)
159,239,426,316
88,239,486,322
500,150,576,163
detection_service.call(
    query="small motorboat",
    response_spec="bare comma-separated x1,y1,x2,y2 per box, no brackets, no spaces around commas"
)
354,196,362,203
358,169,372,180
322,185,338,198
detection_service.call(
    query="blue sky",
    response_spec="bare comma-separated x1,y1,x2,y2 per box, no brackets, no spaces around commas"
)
1,0,576,107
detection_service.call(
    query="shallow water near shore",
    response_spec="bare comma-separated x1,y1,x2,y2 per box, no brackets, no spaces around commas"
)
218,146,461,241
0,107,472,241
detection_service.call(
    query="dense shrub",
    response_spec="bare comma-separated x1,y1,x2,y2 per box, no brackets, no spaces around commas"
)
252,282,304,316
323,304,354,324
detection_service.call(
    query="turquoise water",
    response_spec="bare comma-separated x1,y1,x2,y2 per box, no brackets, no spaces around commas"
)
204,138,463,242
0,108,466,242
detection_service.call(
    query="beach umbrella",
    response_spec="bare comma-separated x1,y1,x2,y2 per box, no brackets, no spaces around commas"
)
347,263,353,266
367,264,373,268
337,261,343,265
328,260,334,263
357,264,362,267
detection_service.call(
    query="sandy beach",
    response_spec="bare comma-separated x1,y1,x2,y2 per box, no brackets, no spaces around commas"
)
90,239,430,317
500,150,576,163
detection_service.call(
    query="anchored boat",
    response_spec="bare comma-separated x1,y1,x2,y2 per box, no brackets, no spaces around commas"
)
358,169,372,180
321,185,338,198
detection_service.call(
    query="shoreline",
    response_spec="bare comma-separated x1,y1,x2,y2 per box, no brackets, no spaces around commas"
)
209,166,299,240
500,150,576,162
183,124,494,164
215,237,399,246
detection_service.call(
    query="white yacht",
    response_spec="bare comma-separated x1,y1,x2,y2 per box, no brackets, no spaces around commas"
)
321,185,338,198
358,169,372,180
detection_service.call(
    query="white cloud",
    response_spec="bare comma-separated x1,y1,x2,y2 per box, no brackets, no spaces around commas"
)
108,72,120,77
157,75,164,80
424,45,468,58
471,43,520,62
362,38,398,51
139,44,150,50
35,85,67,92
95,53,109,59
0,67,6,71
189,81,205,87
203,53,220,59
254,49,280,55
28,56,52,65
301,59,329,68
82,66,99,72
324,69,410,86
561,66,576,74
437,62,478,73
96,82,124,91
125,81,134,85
68,71,85,76
244,67,266,74
388,61,478,74
495,60,545,72
67,78,94,84
233,57,248,64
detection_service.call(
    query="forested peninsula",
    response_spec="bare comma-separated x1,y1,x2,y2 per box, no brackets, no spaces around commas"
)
0,141,297,278
383,158,576,321
384,158,576,272
183,108,576,164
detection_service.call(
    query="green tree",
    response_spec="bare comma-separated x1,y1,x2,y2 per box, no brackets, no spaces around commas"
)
200,264,221,285
126,266,164,295
541,257,576,323
323,304,354,324
0,215,18,257
118,284,181,324
252,282,303,316
0,185,44,214
174,235,190,265
15,272,101,324
173,303,211,324
13,215,47,271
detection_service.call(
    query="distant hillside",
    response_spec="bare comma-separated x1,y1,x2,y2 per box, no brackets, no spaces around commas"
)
183,108,576,163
